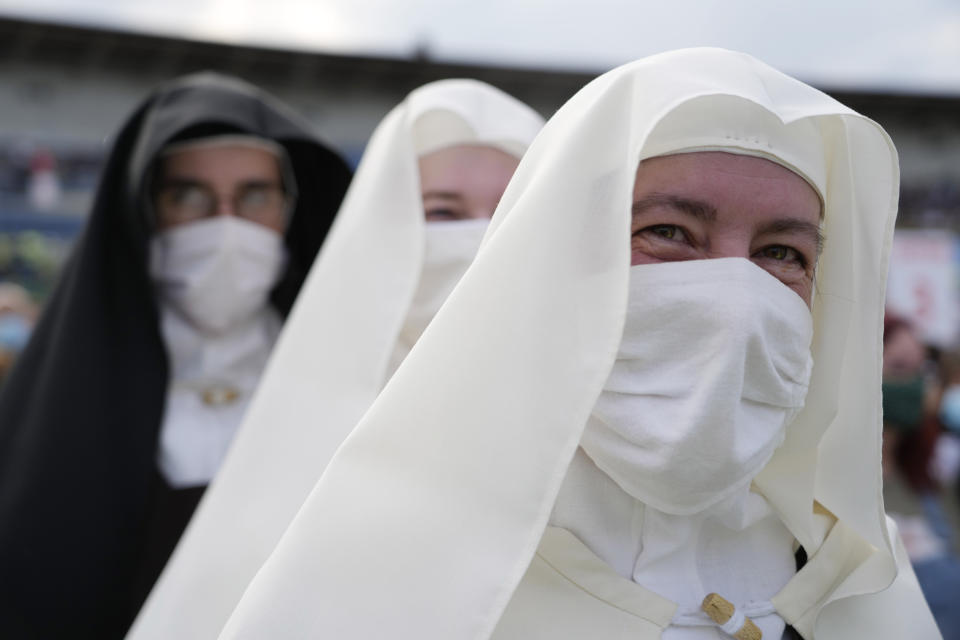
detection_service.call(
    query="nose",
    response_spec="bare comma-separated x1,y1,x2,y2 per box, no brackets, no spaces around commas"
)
706,235,752,260
215,193,237,218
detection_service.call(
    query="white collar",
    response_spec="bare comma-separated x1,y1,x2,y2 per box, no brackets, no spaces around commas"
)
156,304,281,488
550,448,796,639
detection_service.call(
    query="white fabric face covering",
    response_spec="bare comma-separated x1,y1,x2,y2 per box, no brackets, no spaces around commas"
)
393,218,490,360
149,216,286,335
582,258,813,515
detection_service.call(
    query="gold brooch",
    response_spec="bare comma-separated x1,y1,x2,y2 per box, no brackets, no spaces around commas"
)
201,386,241,406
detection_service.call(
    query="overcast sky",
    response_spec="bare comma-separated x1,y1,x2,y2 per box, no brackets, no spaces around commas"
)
2,0,959,94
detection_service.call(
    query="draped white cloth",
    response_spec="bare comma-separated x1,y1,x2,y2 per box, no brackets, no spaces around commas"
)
219,49,936,639
214,47,938,640
127,79,544,640
565,257,813,639
195,49,937,640
549,448,797,640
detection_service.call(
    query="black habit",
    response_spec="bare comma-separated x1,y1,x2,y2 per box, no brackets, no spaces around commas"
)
0,72,351,638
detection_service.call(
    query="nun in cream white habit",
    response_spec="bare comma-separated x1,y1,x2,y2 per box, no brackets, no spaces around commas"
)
127,79,545,639
213,49,941,640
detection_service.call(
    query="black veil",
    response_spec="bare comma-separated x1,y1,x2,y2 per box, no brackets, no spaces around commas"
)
0,72,351,638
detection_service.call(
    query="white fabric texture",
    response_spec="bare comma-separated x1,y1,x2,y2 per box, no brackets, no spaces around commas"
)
641,496,795,640
389,218,490,373
571,257,808,638
149,216,287,335
549,447,645,579
217,49,938,639
582,258,813,516
128,79,543,640
156,305,282,488
551,450,795,640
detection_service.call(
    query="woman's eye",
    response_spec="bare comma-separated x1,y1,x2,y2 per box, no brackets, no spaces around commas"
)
425,208,459,221
167,186,209,210
642,224,684,241
240,187,269,206
761,245,801,263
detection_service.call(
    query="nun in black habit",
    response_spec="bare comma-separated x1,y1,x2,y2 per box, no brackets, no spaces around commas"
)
0,72,351,638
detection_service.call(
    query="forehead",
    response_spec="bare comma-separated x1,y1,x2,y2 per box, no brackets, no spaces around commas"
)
418,145,520,188
633,151,821,221
160,144,281,182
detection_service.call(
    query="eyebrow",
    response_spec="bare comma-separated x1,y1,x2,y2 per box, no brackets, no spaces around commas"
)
633,192,825,254
237,179,283,189
756,218,825,254
158,177,205,188
422,190,464,201
158,178,281,189
632,193,717,222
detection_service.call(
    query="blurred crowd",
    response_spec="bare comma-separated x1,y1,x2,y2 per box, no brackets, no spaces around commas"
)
0,143,102,215
0,142,95,380
882,314,960,634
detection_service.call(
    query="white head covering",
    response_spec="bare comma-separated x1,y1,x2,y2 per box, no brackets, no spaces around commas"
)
215,49,929,639
127,79,544,640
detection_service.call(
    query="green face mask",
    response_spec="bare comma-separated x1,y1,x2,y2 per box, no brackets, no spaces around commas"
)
881,375,925,432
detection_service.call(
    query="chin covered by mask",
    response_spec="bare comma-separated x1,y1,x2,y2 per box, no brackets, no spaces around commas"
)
581,257,814,515
149,216,287,334
396,218,489,350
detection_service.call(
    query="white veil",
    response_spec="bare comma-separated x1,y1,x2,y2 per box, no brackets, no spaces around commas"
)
127,79,544,640
217,49,928,639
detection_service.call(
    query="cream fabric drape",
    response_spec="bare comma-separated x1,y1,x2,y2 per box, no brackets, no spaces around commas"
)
216,49,930,639
127,79,544,640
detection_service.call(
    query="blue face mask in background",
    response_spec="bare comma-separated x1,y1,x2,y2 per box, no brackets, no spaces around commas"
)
939,386,960,435
0,313,32,353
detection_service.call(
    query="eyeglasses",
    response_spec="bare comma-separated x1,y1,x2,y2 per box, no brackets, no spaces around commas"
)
154,180,288,226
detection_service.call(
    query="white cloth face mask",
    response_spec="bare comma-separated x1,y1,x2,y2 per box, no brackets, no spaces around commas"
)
149,216,287,335
580,257,814,515
397,218,489,348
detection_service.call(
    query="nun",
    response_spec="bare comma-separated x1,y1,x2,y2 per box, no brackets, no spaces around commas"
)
127,79,545,639
0,73,351,638
214,50,940,639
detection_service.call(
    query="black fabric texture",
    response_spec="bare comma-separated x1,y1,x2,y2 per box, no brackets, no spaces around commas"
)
0,72,351,639
127,473,206,621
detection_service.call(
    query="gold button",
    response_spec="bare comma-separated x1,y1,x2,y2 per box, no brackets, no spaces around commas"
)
201,387,240,406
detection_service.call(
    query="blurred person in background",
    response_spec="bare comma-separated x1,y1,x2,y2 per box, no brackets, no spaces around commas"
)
881,313,941,484
129,78,544,640
212,49,939,640
26,148,63,212
0,231,64,301
0,282,38,382
0,72,351,638
882,315,960,639
936,350,960,502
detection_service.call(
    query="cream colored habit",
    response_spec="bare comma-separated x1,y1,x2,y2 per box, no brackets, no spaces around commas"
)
127,80,543,640
218,49,939,639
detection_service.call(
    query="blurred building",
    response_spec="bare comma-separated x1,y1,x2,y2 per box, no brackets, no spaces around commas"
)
0,15,588,188
1,14,959,300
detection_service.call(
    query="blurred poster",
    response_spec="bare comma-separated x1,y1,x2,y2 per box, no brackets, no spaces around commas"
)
886,229,960,347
